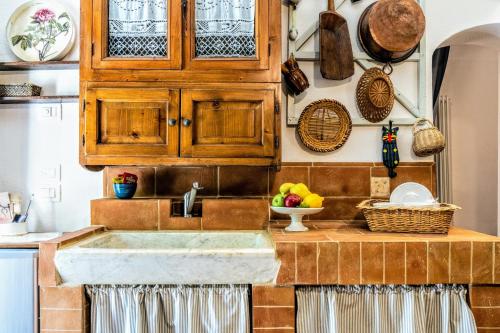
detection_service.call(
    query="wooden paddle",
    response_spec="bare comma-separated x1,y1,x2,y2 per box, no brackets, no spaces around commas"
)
319,0,354,80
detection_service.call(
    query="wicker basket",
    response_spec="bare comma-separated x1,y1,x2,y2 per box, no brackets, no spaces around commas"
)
297,99,352,153
357,199,460,234
412,118,445,157
356,67,394,123
0,83,42,97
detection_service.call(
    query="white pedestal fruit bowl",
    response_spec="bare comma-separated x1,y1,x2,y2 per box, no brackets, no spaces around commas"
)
270,207,324,232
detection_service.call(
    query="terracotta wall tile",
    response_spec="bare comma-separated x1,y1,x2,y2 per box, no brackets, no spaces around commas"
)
496,242,500,283
40,286,84,309
252,286,294,306
296,242,318,284
473,242,494,284
450,242,472,283
361,242,383,284
158,199,202,230
38,243,60,287
219,166,268,196
406,242,428,284
253,307,295,328
202,199,268,230
40,309,84,330
269,166,309,195
318,242,338,284
384,242,405,284
156,167,218,197
428,242,450,284
310,167,371,197
339,242,361,285
473,308,500,328
105,167,155,197
310,197,366,221
470,286,500,307
477,329,500,333
371,166,433,192
91,199,159,230
276,242,296,285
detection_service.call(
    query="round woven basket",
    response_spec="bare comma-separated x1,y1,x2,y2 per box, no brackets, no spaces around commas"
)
297,99,352,152
356,67,394,123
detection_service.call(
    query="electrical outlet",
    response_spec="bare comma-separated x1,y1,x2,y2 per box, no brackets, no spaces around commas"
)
371,177,390,198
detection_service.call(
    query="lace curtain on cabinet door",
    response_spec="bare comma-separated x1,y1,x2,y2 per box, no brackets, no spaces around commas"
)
108,0,168,57
195,0,256,57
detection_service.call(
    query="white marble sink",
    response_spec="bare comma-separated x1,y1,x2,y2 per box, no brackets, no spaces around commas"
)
55,231,280,284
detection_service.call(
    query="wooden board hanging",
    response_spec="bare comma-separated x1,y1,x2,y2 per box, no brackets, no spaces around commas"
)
297,99,352,152
356,67,395,123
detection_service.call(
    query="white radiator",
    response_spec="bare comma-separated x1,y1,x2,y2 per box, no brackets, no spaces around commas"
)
436,96,453,204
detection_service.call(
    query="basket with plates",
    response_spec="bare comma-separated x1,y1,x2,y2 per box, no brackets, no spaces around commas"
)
357,182,460,234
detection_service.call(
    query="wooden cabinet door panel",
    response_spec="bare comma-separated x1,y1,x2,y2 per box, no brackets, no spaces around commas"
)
91,0,182,70
181,89,274,158
85,88,179,157
185,0,269,71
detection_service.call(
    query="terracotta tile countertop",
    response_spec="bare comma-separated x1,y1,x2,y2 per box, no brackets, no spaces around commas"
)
270,222,499,243
269,222,500,286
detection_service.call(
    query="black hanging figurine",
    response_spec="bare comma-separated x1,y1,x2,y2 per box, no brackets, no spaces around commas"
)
382,121,399,178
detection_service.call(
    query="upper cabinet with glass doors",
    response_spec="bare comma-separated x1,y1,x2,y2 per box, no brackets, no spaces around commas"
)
80,0,280,82
90,0,182,69
185,0,269,70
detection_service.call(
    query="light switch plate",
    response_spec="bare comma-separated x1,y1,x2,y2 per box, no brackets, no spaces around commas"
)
371,177,390,198
35,184,61,202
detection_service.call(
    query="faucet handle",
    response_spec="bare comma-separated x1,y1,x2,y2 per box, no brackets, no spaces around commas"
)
192,182,204,190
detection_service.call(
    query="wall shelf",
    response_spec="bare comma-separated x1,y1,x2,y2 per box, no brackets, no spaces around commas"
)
0,61,79,71
0,96,79,104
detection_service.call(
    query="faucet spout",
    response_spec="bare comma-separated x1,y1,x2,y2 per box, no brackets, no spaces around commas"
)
184,182,203,217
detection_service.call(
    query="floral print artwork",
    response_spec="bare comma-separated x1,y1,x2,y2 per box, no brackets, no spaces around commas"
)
11,8,71,61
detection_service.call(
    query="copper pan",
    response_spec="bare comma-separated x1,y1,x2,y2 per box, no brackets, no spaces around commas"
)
358,0,425,64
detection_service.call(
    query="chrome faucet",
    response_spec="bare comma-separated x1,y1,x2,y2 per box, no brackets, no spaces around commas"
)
184,182,203,217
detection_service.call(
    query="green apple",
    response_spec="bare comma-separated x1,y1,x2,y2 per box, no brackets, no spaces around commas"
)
272,193,285,207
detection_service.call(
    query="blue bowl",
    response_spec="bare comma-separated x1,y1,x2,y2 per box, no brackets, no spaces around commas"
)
113,183,137,199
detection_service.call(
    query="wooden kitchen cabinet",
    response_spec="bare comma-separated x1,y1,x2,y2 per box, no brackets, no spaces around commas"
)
80,0,281,167
181,89,275,158
83,87,180,159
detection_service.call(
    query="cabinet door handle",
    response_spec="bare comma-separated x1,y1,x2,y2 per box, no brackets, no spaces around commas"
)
168,119,177,126
182,118,192,127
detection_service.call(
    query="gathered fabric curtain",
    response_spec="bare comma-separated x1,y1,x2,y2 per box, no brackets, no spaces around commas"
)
86,285,249,333
195,0,256,57
296,285,477,333
108,0,168,57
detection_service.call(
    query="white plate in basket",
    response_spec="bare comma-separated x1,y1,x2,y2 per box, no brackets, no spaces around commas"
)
271,207,324,232
390,182,435,205
6,1,75,62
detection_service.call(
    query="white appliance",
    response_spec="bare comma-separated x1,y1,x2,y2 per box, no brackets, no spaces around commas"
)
0,249,38,333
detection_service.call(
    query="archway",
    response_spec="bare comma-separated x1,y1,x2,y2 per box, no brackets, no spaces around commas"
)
433,24,500,235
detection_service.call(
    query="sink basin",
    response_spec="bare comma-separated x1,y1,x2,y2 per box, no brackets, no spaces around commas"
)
55,231,280,284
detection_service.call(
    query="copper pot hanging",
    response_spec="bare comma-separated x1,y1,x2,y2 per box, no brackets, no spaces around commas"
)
358,0,425,63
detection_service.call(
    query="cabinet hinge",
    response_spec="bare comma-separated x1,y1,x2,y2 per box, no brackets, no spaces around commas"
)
182,0,188,15
82,99,86,113
82,134,86,147
268,43,272,56
91,43,95,56
274,136,280,149
274,102,280,114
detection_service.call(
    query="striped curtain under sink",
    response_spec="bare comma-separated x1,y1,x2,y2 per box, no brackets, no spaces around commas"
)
296,285,477,333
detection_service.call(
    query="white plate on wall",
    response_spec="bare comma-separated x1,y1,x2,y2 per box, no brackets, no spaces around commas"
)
390,182,435,205
6,1,75,62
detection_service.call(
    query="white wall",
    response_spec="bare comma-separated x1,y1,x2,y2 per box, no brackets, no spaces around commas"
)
0,0,498,231
440,45,499,235
0,0,101,232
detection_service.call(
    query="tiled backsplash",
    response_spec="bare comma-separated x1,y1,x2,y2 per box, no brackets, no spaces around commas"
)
103,162,436,223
